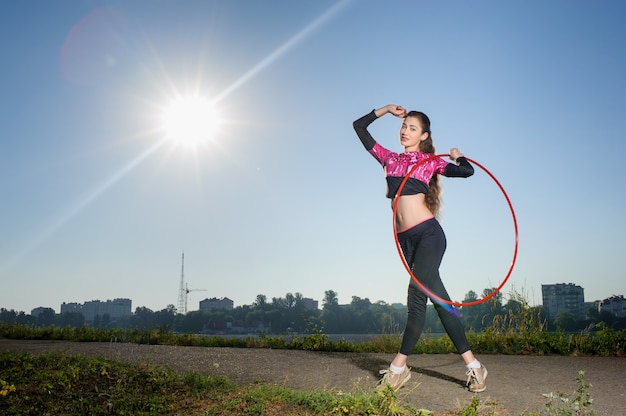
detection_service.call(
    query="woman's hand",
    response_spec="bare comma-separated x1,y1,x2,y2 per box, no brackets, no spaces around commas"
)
449,148,464,162
375,104,406,118
388,104,406,118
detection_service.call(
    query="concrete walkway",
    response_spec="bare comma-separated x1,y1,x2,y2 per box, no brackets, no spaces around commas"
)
0,340,624,415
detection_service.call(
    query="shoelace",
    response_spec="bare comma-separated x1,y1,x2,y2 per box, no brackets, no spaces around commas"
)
378,369,393,383
465,368,480,386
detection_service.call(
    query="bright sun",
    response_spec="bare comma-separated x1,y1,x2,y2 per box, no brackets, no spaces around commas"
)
161,95,221,148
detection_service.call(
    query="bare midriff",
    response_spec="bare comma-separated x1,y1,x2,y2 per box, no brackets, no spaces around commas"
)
391,194,434,233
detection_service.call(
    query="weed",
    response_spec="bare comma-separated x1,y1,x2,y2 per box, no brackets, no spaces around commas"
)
458,396,481,416
0,378,16,396
450,396,500,416
541,370,594,415
291,320,332,351
330,386,427,416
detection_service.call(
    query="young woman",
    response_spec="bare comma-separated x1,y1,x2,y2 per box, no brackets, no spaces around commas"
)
353,104,488,393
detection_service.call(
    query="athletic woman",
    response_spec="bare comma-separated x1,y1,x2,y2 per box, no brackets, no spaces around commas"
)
353,104,488,393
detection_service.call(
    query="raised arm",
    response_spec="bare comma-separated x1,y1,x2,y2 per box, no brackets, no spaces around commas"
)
375,104,407,118
353,105,406,150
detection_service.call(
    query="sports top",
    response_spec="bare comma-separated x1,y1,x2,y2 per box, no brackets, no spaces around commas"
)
353,110,474,198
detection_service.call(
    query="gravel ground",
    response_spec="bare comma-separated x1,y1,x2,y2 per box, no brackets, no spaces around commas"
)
1,339,624,415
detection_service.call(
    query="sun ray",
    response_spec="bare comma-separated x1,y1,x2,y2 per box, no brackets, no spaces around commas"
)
213,0,352,104
2,1,352,274
0,138,166,275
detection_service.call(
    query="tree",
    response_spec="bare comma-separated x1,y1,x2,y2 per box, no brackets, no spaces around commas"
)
285,293,296,309
253,294,269,310
478,288,503,330
350,296,371,313
371,301,407,334
554,311,576,331
461,290,482,331
586,304,600,322
179,310,211,333
36,308,56,327
323,290,339,310
133,306,154,329
424,305,444,333
267,309,284,332
101,313,111,328
153,306,176,329
245,309,266,329
59,312,84,327
0,308,18,324
348,296,374,332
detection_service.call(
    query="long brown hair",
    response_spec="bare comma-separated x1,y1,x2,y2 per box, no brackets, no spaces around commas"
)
405,111,442,216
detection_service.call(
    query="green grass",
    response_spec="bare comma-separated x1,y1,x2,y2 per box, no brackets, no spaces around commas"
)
0,350,597,416
0,323,624,356
0,351,431,416
0,351,228,415
1,322,620,415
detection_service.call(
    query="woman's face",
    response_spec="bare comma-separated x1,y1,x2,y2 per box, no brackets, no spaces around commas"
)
399,116,429,151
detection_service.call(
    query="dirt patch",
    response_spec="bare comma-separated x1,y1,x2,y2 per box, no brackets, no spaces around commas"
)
1,339,624,415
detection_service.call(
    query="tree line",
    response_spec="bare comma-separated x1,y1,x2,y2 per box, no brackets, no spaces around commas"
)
1,288,624,333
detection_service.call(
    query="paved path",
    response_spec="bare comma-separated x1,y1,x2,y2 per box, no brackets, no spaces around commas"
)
1,339,624,415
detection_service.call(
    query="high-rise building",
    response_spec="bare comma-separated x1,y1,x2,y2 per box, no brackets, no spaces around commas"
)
31,307,55,317
199,297,234,311
541,283,585,320
60,302,81,314
599,295,625,318
60,298,132,322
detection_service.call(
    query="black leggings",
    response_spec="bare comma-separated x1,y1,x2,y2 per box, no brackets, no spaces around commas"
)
398,218,471,356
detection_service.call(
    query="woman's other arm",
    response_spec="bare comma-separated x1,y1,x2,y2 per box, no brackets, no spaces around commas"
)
445,147,474,178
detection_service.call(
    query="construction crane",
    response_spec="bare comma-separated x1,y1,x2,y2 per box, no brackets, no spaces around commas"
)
176,252,207,315
184,283,207,315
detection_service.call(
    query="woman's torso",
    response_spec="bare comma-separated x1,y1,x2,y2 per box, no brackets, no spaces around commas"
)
391,194,434,232
365,142,446,232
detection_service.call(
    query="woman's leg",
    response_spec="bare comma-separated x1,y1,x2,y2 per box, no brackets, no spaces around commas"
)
428,275,471,354
392,285,427,368
398,285,428,356
391,219,443,367
383,219,487,392
380,286,417,389
420,221,487,391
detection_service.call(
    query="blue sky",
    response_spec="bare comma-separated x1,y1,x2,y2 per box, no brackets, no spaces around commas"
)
2,0,625,314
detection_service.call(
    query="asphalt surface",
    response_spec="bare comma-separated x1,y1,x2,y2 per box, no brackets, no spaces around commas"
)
0,339,624,415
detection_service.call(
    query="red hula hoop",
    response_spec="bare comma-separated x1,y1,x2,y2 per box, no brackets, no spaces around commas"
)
392,154,519,307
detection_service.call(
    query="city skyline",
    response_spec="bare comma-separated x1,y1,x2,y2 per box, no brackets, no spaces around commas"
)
2,1,625,313
13,280,624,316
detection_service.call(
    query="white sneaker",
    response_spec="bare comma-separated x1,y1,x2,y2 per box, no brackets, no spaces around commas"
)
376,366,411,391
